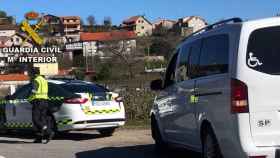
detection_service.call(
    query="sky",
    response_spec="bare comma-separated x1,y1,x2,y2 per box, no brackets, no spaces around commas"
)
0,0,279,25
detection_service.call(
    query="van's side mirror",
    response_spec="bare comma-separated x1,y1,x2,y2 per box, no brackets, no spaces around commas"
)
150,79,163,91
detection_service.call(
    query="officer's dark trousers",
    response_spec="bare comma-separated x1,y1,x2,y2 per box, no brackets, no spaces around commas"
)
31,99,51,138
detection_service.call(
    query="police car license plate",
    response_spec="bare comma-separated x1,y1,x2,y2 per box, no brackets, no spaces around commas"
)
92,101,111,106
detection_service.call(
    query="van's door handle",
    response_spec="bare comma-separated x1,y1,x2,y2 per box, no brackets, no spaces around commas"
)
177,87,197,93
195,91,222,97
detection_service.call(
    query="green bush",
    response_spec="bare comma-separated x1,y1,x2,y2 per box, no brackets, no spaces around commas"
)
69,69,85,80
121,89,156,122
95,64,112,81
145,60,167,69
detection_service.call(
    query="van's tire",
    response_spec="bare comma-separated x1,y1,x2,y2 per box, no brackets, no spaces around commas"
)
98,128,115,136
202,127,223,158
151,116,167,151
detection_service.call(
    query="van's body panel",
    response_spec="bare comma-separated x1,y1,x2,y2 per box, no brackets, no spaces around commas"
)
237,18,280,150
151,17,280,158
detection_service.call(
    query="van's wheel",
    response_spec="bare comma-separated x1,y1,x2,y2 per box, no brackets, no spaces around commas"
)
151,116,167,151
98,128,115,136
202,127,223,158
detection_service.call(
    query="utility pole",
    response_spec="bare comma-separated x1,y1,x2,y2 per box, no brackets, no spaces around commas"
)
84,42,88,73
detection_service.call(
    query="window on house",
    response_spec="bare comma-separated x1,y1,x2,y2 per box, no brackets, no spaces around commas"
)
141,26,145,29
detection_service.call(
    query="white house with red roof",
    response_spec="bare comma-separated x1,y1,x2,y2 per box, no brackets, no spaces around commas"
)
177,16,207,36
60,16,81,42
122,16,153,36
0,25,17,37
153,19,177,30
65,30,137,67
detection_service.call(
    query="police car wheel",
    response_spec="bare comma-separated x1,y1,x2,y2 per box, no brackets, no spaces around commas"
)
98,128,115,136
202,127,223,158
0,129,9,134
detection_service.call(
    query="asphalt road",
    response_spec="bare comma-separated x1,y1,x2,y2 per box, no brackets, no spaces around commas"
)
0,129,201,158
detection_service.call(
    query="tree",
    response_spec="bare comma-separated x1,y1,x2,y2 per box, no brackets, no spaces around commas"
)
152,25,169,36
149,38,173,58
87,15,96,26
0,10,13,24
80,19,84,26
103,16,112,27
96,64,112,81
100,39,136,79
0,10,7,18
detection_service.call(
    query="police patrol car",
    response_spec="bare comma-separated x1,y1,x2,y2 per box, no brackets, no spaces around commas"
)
1,80,125,136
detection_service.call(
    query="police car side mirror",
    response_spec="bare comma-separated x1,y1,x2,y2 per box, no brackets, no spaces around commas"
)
150,79,163,91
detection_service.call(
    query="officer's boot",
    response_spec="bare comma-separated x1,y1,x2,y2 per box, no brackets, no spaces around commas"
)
41,125,49,144
45,131,55,144
33,133,42,143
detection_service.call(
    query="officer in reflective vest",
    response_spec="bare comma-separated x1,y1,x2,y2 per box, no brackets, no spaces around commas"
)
28,68,54,144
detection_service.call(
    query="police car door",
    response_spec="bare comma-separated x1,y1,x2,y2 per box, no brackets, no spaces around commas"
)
6,84,33,128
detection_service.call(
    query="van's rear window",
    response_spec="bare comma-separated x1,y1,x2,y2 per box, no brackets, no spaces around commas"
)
247,26,280,75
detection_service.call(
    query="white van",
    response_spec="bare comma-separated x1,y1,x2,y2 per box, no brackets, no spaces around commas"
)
150,17,280,158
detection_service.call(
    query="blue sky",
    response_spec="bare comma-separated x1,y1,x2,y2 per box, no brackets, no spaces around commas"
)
0,0,279,25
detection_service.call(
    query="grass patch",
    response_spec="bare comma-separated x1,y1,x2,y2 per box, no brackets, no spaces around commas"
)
122,120,151,129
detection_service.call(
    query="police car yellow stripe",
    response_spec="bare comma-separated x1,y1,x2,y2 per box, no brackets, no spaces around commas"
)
56,119,73,127
4,122,33,128
0,97,65,105
3,119,73,129
83,108,121,115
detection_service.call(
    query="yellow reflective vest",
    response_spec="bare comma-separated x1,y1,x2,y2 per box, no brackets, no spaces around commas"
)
29,75,48,101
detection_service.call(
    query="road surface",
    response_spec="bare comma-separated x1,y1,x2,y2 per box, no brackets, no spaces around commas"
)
0,129,200,158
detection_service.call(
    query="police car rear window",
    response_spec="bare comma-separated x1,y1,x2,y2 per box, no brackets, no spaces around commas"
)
247,26,280,75
48,83,78,98
62,84,108,94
